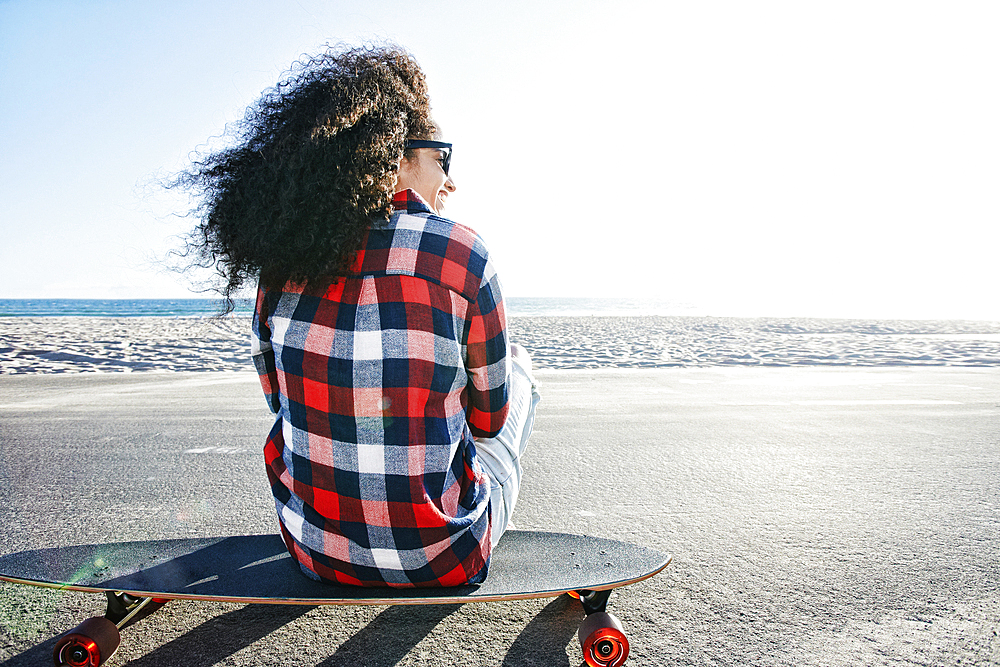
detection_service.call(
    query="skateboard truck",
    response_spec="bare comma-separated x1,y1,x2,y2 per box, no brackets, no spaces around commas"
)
52,593,167,667
572,589,630,667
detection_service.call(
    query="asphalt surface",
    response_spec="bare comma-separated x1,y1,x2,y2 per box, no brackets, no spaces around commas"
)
1,367,998,666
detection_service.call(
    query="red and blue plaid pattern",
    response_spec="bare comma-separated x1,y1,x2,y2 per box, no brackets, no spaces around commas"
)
252,190,510,587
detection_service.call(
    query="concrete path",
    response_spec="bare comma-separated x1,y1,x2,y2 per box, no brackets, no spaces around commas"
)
1,367,998,665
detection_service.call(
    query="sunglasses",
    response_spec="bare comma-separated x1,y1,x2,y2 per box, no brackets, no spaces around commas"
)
405,140,452,175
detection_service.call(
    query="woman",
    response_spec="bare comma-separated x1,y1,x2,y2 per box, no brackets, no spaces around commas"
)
177,44,539,587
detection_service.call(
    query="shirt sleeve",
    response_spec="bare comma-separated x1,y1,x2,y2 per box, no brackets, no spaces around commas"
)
464,264,510,438
251,285,281,414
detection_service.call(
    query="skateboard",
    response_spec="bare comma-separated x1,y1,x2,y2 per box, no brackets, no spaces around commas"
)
0,530,670,667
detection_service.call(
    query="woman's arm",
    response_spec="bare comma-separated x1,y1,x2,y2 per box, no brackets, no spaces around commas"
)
251,286,281,414
464,270,510,438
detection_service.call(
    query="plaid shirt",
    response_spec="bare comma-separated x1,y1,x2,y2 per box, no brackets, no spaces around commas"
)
252,190,510,587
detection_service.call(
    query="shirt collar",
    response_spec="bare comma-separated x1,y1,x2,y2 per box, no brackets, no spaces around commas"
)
392,189,434,215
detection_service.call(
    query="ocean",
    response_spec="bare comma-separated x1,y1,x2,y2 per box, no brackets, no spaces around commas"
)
0,299,240,317
0,297,702,318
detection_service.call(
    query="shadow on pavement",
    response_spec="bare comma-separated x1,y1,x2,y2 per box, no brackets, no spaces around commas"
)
0,635,60,667
122,603,316,666
0,604,315,667
1,592,593,666
503,595,584,667
317,604,462,666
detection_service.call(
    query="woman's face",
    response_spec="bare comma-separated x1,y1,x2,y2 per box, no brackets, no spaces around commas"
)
395,147,456,214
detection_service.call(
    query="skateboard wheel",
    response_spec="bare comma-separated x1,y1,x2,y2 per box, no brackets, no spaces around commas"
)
53,617,120,667
579,611,629,667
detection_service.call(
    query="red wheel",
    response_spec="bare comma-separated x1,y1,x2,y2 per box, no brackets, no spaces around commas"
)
579,611,630,667
53,617,120,667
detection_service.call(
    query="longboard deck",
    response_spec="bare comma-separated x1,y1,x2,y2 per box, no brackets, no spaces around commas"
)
0,531,670,605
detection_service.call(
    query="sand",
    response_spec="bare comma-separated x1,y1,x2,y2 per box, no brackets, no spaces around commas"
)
2,315,999,374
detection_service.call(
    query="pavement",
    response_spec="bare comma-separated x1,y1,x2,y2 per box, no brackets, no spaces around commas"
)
1,367,998,666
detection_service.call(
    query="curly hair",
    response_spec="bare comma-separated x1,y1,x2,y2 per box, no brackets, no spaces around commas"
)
173,44,437,309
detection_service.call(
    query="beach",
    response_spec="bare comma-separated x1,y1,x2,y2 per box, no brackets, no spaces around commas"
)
2,315,999,374
1,316,998,665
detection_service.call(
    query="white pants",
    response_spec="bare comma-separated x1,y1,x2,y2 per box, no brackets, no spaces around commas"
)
474,354,541,546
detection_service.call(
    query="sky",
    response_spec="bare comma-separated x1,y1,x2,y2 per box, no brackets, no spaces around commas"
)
1,0,998,320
